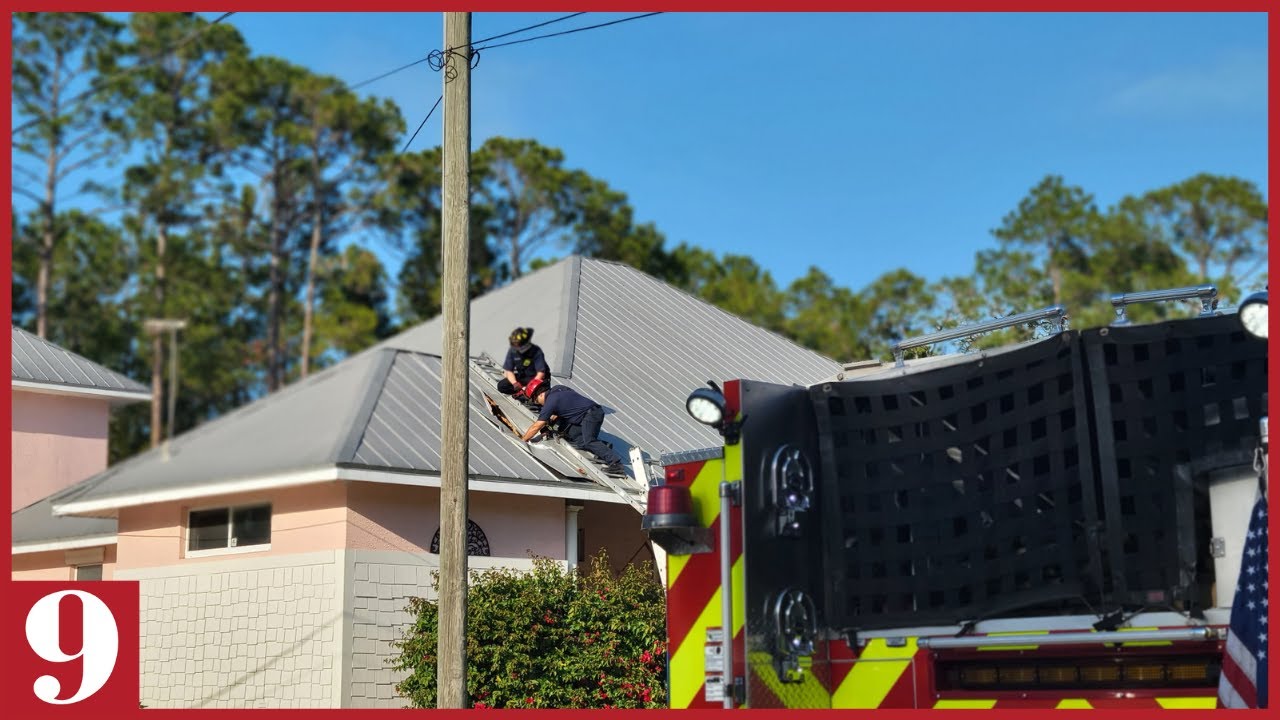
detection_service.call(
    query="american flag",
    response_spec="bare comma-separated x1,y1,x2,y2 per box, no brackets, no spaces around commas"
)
1218,491,1268,708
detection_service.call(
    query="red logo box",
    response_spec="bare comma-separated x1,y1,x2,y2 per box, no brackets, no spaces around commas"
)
4,581,139,713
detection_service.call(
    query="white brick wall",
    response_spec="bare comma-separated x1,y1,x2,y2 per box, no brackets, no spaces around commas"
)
344,551,549,708
119,551,344,709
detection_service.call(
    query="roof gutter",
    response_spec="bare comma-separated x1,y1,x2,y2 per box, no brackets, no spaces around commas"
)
51,464,628,517
12,533,117,555
12,379,152,404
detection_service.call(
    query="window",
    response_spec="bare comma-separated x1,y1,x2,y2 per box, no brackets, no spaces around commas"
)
187,504,271,555
75,564,103,581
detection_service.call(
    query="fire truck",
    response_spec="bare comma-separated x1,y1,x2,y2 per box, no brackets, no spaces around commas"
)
643,286,1269,710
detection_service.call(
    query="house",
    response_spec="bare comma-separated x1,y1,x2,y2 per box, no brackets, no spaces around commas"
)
11,326,151,580
21,257,840,708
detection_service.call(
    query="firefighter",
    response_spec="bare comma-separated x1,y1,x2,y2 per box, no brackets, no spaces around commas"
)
520,383,628,478
498,327,550,402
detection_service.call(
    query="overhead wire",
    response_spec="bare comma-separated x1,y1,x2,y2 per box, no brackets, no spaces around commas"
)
397,12,664,153
349,12,587,92
470,12,663,52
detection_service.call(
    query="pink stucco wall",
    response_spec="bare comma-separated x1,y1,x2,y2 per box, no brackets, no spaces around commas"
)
115,481,350,570
12,545,118,581
11,389,110,512
346,482,567,559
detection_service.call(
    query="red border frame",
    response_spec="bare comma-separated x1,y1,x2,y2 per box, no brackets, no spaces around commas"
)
3,5,1274,718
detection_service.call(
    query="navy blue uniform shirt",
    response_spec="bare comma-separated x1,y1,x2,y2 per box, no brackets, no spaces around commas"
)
503,345,549,383
537,386,597,425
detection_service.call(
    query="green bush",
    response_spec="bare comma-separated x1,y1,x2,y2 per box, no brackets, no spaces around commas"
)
393,552,668,709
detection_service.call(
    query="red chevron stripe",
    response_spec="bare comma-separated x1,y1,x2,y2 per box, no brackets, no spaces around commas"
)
666,491,744,653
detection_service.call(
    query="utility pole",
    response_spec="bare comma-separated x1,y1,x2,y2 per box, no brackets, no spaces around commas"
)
144,318,187,450
437,11,472,710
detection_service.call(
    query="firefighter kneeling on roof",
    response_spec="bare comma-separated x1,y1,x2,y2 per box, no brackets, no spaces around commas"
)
499,326,550,402
520,383,629,478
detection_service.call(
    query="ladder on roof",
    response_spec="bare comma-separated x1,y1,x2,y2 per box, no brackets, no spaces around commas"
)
470,354,650,513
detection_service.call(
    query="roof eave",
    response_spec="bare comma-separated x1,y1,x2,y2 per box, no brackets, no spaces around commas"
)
11,533,118,555
12,379,152,405
51,464,630,517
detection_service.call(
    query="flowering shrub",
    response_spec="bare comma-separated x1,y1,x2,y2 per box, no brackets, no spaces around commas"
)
393,552,667,708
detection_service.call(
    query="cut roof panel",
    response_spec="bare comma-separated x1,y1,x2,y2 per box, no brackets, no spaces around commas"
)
350,352,568,483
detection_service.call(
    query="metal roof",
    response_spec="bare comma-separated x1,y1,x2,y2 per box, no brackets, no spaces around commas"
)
11,326,150,400
12,494,116,547
46,256,840,521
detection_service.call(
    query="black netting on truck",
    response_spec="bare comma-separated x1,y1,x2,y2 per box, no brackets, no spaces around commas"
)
1081,314,1268,612
811,332,1103,631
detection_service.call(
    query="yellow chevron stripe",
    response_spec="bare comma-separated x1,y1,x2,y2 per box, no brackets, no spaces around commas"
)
977,629,1048,651
934,699,997,708
1057,699,1093,709
1155,697,1217,709
747,651,830,708
831,638,918,709
666,457,724,589
668,554,745,709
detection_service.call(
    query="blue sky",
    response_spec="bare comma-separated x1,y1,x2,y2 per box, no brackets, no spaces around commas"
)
56,12,1277,295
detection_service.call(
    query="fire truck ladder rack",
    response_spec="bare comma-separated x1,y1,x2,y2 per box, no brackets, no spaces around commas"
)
1110,283,1218,324
890,304,1068,367
470,354,649,513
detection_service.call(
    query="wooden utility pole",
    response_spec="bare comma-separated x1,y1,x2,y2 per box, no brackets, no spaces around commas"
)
144,318,187,449
437,10,472,710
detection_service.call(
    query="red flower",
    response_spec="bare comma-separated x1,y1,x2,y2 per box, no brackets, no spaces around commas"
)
525,697,534,705
473,702,488,709
641,687,652,703
640,650,652,663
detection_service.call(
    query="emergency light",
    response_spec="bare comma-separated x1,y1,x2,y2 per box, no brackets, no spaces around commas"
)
1238,290,1267,339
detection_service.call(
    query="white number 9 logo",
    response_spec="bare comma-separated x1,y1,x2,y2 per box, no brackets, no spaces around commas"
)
24,590,119,704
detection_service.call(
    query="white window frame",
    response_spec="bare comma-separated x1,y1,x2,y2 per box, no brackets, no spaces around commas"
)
185,502,272,558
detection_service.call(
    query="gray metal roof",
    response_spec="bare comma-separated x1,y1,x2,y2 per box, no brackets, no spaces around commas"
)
11,326,150,400
13,494,116,547
47,256,840,518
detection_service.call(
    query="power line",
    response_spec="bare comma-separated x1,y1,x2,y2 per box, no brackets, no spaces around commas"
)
402,94,443,153
395,12,663,157
467,12,586,48
349,13,587,92
471,12,663,52
350,57,433,91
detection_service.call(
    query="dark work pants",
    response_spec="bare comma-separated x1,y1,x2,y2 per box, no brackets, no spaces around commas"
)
565,405,622,466
494,376,524,392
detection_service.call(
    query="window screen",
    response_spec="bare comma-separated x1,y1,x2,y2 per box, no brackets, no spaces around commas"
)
75,564,103,581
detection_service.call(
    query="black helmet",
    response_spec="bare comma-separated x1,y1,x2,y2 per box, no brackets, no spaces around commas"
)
509,327,533,351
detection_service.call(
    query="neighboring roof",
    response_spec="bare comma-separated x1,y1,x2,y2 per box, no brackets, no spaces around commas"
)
49,256,840,517
11,326,151,403
12,494,116,553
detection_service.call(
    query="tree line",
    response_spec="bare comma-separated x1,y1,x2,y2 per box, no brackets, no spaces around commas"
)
10,13,1268,462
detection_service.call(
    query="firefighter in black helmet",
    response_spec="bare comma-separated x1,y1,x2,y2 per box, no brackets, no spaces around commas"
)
499,327,550,401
